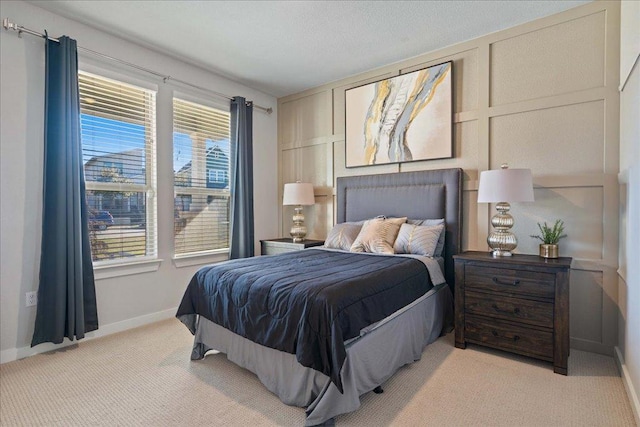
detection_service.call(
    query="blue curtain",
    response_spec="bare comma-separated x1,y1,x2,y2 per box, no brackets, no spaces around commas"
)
31,36,98,347
229,97,254,259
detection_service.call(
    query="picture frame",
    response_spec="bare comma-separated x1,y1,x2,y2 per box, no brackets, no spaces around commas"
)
345,61,453,168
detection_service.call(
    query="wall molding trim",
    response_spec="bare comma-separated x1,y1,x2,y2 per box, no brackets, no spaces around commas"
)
615,346,640,424
0,307,178,364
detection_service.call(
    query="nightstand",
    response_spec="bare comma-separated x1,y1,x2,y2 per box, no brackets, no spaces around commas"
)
453,251,572,375
260,238,325,255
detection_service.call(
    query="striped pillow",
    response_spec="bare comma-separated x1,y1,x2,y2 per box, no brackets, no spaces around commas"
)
393,223,445,257
409,218,446,256
350,217,407,254
325,222,363,251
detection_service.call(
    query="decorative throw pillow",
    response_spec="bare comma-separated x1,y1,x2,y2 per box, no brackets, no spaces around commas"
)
350,217,407,254
409,218,446,256
393,223,445,257
324,222,363,251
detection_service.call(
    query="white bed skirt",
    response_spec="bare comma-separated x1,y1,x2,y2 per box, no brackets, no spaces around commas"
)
190,283,453,425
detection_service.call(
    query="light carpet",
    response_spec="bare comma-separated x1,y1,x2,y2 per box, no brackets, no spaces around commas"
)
0,319,636,426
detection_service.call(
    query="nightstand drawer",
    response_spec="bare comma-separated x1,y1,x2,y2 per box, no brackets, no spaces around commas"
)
260,238,325,256
465,314,553,360
465,292,553,328
466,265,555,299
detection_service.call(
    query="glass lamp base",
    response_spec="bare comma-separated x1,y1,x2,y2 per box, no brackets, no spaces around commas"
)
487,230,517,257
488,202,518,256
290,205,307,243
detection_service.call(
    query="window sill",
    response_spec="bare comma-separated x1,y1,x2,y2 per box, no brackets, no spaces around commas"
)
173,251,229,268
93,258,162,280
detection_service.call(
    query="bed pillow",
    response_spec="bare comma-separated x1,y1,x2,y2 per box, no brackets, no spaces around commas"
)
408,218,446,256
393,223,445,257
324,222,363,251
350,217,407,254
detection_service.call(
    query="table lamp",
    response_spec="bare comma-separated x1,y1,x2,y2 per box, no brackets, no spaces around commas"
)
283,182,315,242
477,164,534,256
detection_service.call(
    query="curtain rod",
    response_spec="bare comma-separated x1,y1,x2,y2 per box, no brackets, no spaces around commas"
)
2,17,273,114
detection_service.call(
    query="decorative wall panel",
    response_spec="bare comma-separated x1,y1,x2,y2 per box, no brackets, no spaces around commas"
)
279,91,331,146
490,11,605,106
490,101,604,174
511,186,604,260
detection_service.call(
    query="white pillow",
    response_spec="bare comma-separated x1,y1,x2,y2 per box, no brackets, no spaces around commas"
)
393,223,445,257
350,217,407,254
325,222,363,251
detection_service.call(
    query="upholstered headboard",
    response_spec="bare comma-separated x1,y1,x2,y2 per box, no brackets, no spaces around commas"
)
336,168,462,287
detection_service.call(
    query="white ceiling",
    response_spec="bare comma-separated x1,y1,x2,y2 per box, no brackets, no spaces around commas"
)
29,0,590,98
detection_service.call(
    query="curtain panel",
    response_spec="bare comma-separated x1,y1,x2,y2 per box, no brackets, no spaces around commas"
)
31,36,98,347
229,97,254,259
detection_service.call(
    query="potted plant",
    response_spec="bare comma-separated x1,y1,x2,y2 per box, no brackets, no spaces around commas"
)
530,219,567,258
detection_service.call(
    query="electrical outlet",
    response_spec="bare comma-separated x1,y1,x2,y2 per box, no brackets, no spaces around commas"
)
26,291,37,307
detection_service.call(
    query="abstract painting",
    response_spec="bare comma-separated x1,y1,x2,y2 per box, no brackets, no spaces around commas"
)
345,61,452,167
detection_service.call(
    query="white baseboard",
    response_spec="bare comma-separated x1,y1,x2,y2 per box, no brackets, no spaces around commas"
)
0,348,18,364
0,307,178,364
614,346,640,425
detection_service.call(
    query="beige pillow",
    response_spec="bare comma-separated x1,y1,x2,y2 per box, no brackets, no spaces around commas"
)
393,223,445,257
350,217,407,254
325,222,363,251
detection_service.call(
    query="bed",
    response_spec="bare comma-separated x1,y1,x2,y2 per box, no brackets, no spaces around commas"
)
176,168,462,425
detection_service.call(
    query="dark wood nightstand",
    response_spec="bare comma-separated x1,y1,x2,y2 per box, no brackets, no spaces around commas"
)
260,238,325,255
453,251,572,375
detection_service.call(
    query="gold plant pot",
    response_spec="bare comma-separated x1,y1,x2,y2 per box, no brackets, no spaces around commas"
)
539,244,559,259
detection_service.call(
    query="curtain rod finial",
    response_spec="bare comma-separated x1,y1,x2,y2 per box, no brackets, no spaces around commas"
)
2,18,17,31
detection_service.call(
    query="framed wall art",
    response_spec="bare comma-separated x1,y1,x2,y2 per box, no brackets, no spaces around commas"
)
345,61,453,168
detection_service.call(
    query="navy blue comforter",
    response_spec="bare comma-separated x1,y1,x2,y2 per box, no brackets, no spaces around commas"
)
176,249,432,393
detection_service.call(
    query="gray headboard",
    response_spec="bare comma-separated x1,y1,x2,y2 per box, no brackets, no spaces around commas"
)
336,168,462,287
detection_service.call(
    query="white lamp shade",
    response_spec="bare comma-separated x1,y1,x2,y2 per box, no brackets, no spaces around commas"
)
283,182,315,206
477,168,534,203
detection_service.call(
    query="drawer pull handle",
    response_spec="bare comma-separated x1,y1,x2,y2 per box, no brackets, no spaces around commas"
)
492,304,521,315
491,330,521,342
492,277,520,286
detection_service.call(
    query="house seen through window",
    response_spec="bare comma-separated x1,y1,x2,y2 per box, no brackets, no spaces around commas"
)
173,98,231,255
79,71,157,263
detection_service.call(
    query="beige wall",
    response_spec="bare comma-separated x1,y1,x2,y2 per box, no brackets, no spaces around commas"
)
278,2,621,356
618,0,640,420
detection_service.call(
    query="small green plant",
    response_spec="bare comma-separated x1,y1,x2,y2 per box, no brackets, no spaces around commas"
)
530,219,567,245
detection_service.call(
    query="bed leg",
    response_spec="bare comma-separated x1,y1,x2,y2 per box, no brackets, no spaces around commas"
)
373,386,384,394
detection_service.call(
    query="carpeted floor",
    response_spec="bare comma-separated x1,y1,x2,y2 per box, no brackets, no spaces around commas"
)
0,318,636,426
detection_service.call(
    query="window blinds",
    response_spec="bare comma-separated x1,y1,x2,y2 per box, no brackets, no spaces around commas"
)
173,98,231,255
79,71,157,263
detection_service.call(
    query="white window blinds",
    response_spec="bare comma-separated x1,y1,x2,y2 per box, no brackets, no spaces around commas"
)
173,98,231,256
79,71,157,263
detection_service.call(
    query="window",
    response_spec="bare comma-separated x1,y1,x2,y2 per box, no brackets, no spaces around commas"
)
208,170,227,183
173,98,231,256
79,72,157,263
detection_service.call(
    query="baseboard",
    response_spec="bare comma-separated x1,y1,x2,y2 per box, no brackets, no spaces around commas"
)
0,348,18,365
0,307,177,364
614,346,640,425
